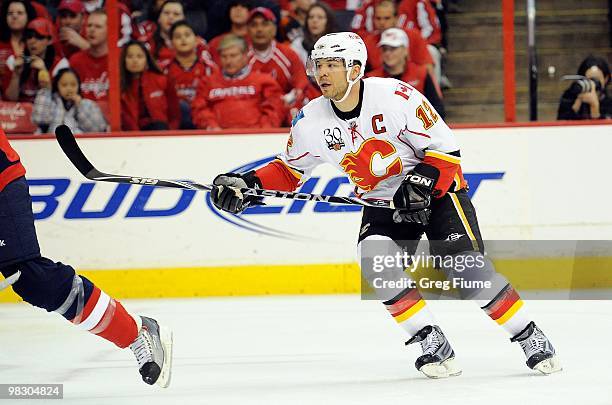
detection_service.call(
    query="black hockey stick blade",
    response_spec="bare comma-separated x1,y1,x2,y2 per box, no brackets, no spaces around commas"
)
55,125,209,191
54,125,394,208
55,124,96,178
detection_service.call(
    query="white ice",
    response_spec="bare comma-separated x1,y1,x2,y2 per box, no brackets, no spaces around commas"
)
0,296,609,405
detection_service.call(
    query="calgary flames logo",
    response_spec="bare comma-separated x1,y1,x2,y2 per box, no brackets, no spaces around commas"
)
340,138,403,192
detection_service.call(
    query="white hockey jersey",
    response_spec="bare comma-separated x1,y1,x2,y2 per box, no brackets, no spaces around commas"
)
260,77,464,201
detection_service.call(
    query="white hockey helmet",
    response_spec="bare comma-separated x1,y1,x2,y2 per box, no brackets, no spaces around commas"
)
307,32,368,102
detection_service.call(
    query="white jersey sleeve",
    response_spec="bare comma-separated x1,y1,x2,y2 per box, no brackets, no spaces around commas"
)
275,109,323,184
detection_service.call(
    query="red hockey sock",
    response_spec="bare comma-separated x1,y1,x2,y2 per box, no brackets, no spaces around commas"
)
71,286,139,348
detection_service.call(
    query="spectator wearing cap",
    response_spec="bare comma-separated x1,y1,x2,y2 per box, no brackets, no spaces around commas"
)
362,1,433,77
0,0,37,87
191,34,283,129
248,6,309,124
208,1,253,66
3,18,69,102
368,27,445,118
69,9,109,102
57,0,89,58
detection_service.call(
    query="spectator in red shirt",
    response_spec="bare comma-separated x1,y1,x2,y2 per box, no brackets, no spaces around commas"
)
167,20,218,128
397,0,446,87
248,7,309,123
368,27,444,117
4,18,69,102
138,0,212,70
398,0,442,46
120,40,179,131
0,0,37,86
350,0,376,37
83,0,132,46
208,1,253,66
56,0,89,58
69,9,108,101
362,0,433,74
192,34,283,130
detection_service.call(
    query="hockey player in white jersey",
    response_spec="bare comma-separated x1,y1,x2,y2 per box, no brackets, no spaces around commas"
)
211,32,561,378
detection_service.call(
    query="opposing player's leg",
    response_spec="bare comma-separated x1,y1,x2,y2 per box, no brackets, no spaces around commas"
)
358,206,461,379
425,189,561,375
0,177,173,386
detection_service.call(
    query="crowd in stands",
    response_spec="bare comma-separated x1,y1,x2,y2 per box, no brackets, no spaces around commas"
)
0,0,608,134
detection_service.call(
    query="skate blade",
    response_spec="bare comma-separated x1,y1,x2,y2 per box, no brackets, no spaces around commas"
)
534,355,562,375
156,326,173,388
420,357,462,379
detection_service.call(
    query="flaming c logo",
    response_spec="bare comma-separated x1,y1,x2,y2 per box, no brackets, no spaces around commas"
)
340,138,403,192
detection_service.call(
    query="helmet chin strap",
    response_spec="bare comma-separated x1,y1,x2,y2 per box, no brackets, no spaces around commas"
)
332,62,363,103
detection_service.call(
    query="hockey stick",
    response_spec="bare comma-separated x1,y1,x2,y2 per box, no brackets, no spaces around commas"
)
54,125,395,209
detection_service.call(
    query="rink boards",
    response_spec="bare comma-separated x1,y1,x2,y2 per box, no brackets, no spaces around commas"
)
2,122,612,301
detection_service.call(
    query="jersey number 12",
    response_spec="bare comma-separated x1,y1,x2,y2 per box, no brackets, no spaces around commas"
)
416,100,438,130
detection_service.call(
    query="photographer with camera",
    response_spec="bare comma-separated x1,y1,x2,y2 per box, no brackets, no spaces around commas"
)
557,55,611,120
3,18,69,102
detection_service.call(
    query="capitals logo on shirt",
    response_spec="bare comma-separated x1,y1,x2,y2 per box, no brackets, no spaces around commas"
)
340,138,403,192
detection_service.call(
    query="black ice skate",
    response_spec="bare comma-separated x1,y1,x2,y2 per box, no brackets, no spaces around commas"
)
129,316,173,387
511,321,561,375
406,325,462,378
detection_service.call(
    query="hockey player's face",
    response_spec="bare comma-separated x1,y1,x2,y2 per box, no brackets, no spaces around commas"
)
314,58,349,99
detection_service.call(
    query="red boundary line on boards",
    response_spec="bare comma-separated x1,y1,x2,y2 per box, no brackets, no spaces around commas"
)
502,0,516,122
7,120,611,141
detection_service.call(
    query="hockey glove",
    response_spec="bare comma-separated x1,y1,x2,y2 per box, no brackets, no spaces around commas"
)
211,171,263,214
392,163,440,226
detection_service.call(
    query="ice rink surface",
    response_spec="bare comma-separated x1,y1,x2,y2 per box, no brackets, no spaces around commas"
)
1,295,610,405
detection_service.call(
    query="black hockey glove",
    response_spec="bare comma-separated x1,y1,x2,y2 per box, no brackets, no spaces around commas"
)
392,163,440,226
211,171,263,214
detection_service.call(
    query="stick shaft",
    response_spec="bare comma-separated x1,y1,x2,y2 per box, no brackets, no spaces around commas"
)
54,125,394,209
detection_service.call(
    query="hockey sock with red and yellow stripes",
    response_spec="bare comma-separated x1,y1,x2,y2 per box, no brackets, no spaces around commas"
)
479,283,530,337
382,285,436,336
55,274,139,348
